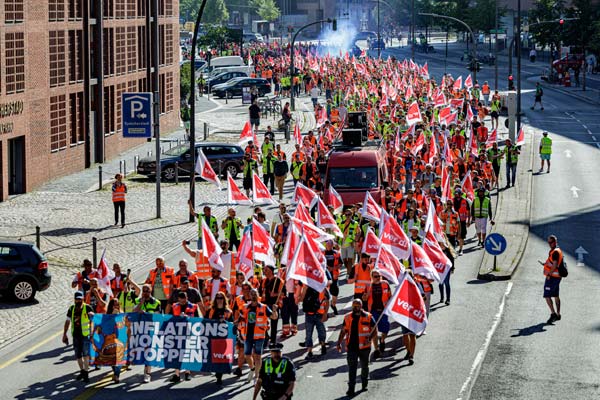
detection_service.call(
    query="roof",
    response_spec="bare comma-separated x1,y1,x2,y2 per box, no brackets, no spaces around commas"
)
328,149,380,168
0,240,34,246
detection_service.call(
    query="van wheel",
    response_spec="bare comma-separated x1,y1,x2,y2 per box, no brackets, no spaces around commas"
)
225,163,239,179
226,91,233,99
10,278,36,302
162,166,177,181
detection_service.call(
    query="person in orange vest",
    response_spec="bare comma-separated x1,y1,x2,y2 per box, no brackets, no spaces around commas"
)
171,258,200,291
336,298,377,397
324,240,342,315
72,258,97,295
481,81,491,106
260,265,285,346
203,267,231,313
165,275,202,314
232,281,253,377
145,256,175,311
207,291,234,385
239,288,278,383
85,278,108,314
414,273,433,318
440,200,460,248
541,235,564,324
112,173,127,228
168,291,200,383
348,253,374,300
298,283,330,359
110,263,126,298
363,269,391,359
453,188,471,256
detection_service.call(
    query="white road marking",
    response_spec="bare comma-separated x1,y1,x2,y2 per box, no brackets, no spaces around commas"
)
582,125,588,129
593,136,597,141
456,282,513,400
596,143,600,149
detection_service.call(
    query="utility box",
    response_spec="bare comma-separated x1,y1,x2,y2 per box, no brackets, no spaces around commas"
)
506,91,517,142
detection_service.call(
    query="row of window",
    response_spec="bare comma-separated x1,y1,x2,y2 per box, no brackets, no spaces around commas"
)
4,32,25,94
4,0,24,23
47,0,174,22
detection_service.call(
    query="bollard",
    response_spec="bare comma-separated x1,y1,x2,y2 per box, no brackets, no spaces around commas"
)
92,237,97,269
218,160,223,178
123,160,127,176
134,155,139,171
225,92,228,104
119,160,123,175
36,226,41,250
98,166,103,190
204,122,208,140
148,150,152,157
169,141,173,150
175,161,179,185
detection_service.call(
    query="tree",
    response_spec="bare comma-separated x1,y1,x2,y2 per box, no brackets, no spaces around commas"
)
529,0,566,53
250,0,281,22
180,61,192,101
198,25,230,49
180,0,229,24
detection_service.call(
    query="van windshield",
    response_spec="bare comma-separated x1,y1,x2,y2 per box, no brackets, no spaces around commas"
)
328,167,378,188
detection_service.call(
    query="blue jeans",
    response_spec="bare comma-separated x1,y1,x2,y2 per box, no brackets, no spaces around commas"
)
112,365,122,378
304,313,326,348
506,163,517,186
439,271,451,301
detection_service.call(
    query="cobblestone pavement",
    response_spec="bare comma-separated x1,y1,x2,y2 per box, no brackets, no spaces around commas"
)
0,95,316,349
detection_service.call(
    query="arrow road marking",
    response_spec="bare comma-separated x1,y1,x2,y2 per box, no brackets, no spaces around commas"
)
563,149,572,158
575,246,588,267
488,236,503,252
570,186,581,198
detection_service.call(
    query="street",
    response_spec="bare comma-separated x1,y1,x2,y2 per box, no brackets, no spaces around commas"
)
1,41,599,400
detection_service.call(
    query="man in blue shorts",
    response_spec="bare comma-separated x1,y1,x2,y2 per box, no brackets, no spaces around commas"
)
541,235,563,324
363,269,391,359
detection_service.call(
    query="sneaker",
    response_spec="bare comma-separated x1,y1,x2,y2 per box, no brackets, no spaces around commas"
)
299,341,306,347
184,372,191,381
82,371,89,383
321,344,327,355
216,376,223,385
112,375,120,384
332,305,338,315
361,381,368,391
556,314,561,321
346,387,356,397
170,374,181,383
306,351,314,360
75,371,84,381
372,350,381,359
408,357,414,366
547,313,558,324
445,300,451,305
459,250,464,256
379,341,386,353
143,373,151,383
246,368,255,382
233,367,242,377
439,297,445,304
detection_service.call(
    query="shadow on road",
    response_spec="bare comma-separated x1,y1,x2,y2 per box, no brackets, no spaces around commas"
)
510,322,548,337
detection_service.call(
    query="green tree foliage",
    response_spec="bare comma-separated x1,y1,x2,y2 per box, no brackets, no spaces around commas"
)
529,0,565,51
250,0,281,21
180,61,192,101
198,25,230,48
180,0,229,24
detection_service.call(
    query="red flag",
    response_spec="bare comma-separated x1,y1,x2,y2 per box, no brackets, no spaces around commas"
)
291,217,335,243
406,101,422,126
252,218,276,264
450,98,464,110
441,166,452,202
384,272,428,335
468,127,479,157
360,191,382,222
438,106,451,124
361,227,382,258
424,199,445,242
294,124,302,145
420,62,429,79
252,172,277,205
516,126,525,146
238,120,256,146
423,237,452,284
461,171,475,202
293,182,318,209
405,85,414,100
328,184,344,214
96,250,114,297
411,133,425,156
464,74,473,89
288,236,329,293
411,242,441,283
380,215,411,260
294,200,314,224
195,149,222,189
486,128,497,150
236,231,254,280
453,76,462,91
466,101,474,121
433,91,446,108
316,198,343,237
281,224,301,267
443,135,454,165
202,217,225,271
374,245,404,285
227,172,251,205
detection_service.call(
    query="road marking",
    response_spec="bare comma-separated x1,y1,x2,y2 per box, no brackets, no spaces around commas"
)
570,186,581,198
597,143,600,149
73,374,114,400
575,246,588,267
592,136,597,141
0,331,62,370
582,125,588,129
563,149,573,158
456,282,513,400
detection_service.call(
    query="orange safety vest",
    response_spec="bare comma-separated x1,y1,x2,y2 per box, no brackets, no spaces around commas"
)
317,290,328,315
414,274,433,293
482,84,490,95
172,302,199,317
440,210,459,236
194,251,211,281
147,267,175,299
291,151,306,162
353,263,373,294
173,270,199,289
239,303,270,340
204,277,230,303
343,311,373,350
274,150,287,160
366,281,391,311
110,275,125,294
544,248,563,278
112,183,126,202
85,289,108,313
327,251,342,280
330,108,340,122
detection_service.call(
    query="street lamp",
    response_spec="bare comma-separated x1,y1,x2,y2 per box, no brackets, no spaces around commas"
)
290,18,336,112
418,12,478,83
188,0,209,222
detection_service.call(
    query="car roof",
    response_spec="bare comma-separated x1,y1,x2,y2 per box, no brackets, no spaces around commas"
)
0,240,34,247
195,142,242,148
328,150,380,167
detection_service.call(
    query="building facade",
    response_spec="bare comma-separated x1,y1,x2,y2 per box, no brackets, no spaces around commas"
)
0,0,180,201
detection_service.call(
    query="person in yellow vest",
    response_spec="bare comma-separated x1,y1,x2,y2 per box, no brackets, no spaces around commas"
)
290,152,304,186
540,235,564,324
112,173,127,228
134,284,162,383
222,208,244,251
188,201,219,250
63,291,94,383
144,256,175,311
471,188,495,248
539,131,552,173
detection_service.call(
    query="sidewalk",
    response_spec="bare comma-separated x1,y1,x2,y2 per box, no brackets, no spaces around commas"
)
0,94,317,348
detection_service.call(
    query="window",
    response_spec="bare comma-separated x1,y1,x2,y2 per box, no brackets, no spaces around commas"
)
115,27,126,75
127,80,136,92
159,73,165,113
116,82,126,132
103,27,114,76
165,24,174,65
5,32,25,94
0,246,22,261
68,0,82,20
115,0,125,18
69,92,84,144
68,30,83,83
158,0,165,16
50,95,68,151
103,0,114,18
159,25,166,66
49,31,66,87
165,72,174,112
137,26,146,71
127,27,136,73
137,0,147,17
49,0,65,21
126,0,136,18
138,77,148,92
165,0,173,17
328,167,379,188
5,0,24,23
103,85,115,135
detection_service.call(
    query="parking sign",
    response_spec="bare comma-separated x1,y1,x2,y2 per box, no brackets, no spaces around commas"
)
122,93,153,138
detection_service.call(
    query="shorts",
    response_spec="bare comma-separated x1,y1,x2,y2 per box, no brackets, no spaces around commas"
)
535,95,542,103
401,325,414,335
244,338,265,356
475,218,487,234
460,221,468,239
250,118,260,127
491,111,499,119
243,177,253,190
371,310,390,334
543,276,561,298
341,246,355,260
329,279,339,297
73,336,90,359
540,154,551,161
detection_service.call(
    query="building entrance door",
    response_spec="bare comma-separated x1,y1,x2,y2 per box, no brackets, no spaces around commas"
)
8,136,25,195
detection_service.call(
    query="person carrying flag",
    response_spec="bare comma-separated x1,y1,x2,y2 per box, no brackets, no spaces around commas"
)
363,269,391,358
187,202,219,250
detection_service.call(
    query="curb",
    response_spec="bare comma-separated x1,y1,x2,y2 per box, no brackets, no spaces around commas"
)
538,80,600,106
477,120,535,280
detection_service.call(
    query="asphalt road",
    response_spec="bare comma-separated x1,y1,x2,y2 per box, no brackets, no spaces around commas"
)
1,49,598,400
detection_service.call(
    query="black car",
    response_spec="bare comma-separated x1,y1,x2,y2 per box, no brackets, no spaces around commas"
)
0,241,51,302
369,38,386,50
204,71,248,91
136,142,245,180
212,77,271,99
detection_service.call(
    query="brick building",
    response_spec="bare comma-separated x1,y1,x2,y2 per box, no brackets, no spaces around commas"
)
0,0,180,201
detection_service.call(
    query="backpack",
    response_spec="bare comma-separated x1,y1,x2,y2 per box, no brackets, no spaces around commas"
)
558,258,568,278
302,288,321,313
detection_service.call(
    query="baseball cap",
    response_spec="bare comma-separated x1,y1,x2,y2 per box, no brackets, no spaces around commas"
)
74,291,84,300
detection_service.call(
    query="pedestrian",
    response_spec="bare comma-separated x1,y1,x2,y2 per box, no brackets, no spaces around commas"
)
221,208,244,251
206,291,234,385
348,253,373,300
188,202,219,250
262,148,276,195
134,284,162,383
169,291,200,383
232,282,253,377
336,298,377,397
71,259,96,295
112,174,127,228
117,277,140,313
63,291,94,383
539,131,552,173
249,99,261,134
540,235,564,324
85,278,109,313
299,284,329,359
273,152,289,200
144,256,174,311
364,269,391,358
504,138,520,188
106,299,124,383
282,102,292,140
260,265,285,346
439,240,455,305
203,267,232,312
290,153,304,186
471,187,494,248
487,141,502,189
310,85,321,109
252,343,296,400
531,82,544,111
165,274,202,313
242,153,259,198
324,240,341,315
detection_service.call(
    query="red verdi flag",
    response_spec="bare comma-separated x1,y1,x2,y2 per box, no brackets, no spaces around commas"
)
288,236,328,293
516,126,525,146
316,198,343,237
328,184,344,214
236,231,254,280
453,76,462,91
238,121,257,146
360,191,382,222
202,218,224,271
379,214,411,260
406,101,422,126
227,172,251,205
195,149,222,190
464,74,473,89
423,238,453,283
361,227,381,258
384,272,428,335
252,172,277,205
410,242,441,283
293,182,318,209
374,245,403,285
252,218,276,265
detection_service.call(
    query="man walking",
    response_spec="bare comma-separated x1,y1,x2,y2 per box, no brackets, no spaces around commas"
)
541,235,563,324
188,202,218,250
262,148,276,195
471,188,494,248
273,152,288,200
63,291,94,383
504,139,520,188
249,100,261,134
112,174,127,228
539,131,552,173
531,82,544,111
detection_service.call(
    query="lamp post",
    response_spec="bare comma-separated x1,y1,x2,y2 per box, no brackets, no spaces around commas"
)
517,0,521,134
290,18,336,111
377,0,380,58
419,12,477,83
188,0,209,222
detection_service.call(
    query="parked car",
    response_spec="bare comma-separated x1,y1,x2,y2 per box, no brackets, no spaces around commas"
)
204,71,248,91
243,32,265,43
368,38,386,50
355,31,377,41
212,77,271,99
0,241,51,302
136,142,245,181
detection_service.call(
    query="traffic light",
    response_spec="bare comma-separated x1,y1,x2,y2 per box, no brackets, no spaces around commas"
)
559,18,564,25
332,19,337,31
508,74,515,90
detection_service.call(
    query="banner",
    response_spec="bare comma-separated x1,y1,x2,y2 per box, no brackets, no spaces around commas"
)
90,313,235,373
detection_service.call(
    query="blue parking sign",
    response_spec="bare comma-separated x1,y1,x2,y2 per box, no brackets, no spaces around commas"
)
122,93,153,138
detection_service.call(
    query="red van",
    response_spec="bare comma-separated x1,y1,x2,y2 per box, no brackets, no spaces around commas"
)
324,145,389,207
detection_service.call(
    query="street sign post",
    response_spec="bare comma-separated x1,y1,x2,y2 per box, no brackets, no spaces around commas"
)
122,93,153,138
485,233,507,272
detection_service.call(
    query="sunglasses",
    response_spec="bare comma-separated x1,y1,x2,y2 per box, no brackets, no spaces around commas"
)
373,274,381,278
216,296,225,300
142,289,151,293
